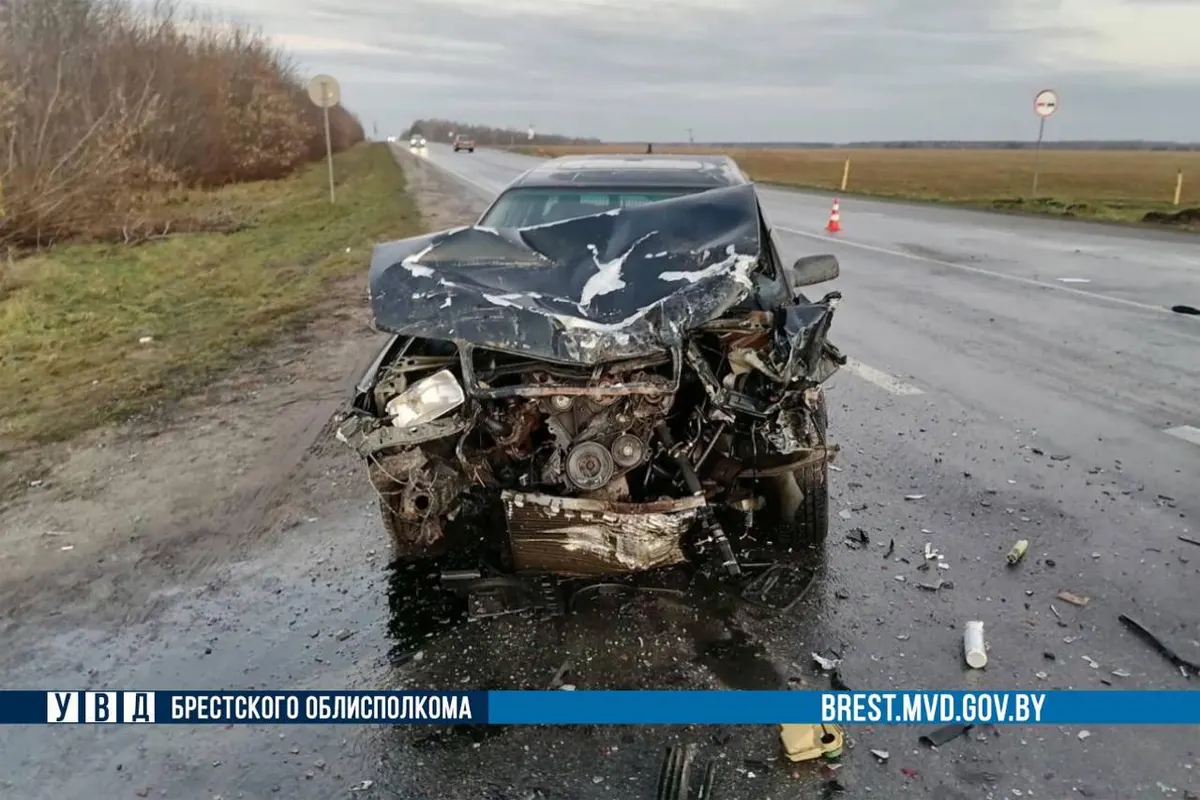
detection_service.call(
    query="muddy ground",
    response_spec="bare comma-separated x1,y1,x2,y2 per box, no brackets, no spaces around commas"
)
1,147,1197,800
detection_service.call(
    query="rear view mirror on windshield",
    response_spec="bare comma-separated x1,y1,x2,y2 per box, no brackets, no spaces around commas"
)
789,254,840,287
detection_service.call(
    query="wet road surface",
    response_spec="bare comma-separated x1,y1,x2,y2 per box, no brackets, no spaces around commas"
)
2,145,1198,800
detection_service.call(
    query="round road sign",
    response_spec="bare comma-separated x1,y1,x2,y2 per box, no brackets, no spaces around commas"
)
1034,89,1059,118
307,74,341,108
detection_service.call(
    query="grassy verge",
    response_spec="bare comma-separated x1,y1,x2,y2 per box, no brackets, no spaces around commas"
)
0,142,419,450
512,145,1200,229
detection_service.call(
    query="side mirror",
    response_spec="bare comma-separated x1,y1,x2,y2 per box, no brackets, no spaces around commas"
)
788,254,840,287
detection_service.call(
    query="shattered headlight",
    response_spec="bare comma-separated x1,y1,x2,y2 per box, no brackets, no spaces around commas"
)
385,369,465,427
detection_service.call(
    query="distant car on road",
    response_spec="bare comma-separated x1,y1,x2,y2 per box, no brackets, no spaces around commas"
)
453,136,475,153
409,135,427,151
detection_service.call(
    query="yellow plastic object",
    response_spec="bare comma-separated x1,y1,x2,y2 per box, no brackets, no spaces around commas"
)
780,723,845,762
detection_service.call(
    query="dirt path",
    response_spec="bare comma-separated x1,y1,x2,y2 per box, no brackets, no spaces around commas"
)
0,148,482,633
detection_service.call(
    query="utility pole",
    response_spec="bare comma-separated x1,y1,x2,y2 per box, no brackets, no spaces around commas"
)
687,128,694,144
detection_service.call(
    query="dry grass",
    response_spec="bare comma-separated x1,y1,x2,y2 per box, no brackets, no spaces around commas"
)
0,143,420,451
516,145,1200,226
0,0,365,248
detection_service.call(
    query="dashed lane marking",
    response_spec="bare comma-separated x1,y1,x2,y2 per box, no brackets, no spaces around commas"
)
775,225,1171,316
840,359,925,396
1165,426,1200,446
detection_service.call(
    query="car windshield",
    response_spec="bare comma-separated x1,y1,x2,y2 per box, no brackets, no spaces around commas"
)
478,187,704,228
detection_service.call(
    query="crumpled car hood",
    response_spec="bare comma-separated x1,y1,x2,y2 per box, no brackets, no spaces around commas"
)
367,183,763,365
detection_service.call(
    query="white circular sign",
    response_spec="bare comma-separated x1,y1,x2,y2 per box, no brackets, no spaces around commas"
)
307,74,341,108
1034,89,1059,118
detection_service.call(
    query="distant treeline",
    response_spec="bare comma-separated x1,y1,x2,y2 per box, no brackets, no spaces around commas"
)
618,140,1200,151
405,119,601,146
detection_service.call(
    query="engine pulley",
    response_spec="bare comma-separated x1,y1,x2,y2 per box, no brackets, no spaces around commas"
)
610,433,645,468
565,441,615,491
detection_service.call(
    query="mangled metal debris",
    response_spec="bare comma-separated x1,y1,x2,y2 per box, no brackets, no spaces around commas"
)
1119,614,1200,678
336,180,847,592
657,743,718,800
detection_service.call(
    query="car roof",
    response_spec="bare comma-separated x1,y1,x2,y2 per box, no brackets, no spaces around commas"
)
507,153,749,189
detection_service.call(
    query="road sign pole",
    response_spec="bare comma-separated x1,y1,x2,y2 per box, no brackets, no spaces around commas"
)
323,91,335,204
306,74,342,206
1032,116,1046,196
1030,88,1059,197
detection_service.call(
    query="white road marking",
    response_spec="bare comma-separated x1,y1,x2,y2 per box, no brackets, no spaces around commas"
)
1165,425,1200,446
841,359,925,395
775,225,1171,316
1057,277,1091,283
408,149,499,196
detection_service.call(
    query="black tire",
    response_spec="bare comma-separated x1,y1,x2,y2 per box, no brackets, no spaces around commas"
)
760,392,830,549
794,390,830,546
791,454,829,546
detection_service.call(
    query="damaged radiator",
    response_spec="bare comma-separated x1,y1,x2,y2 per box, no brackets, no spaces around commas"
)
502,491,705,576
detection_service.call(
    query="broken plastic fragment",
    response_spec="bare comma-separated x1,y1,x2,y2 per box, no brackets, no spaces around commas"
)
813,653,842,671
904,494,926,501
870,749,889,762
1057,590,1090,607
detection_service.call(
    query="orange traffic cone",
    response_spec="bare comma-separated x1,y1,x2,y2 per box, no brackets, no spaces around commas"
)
826,198,842,233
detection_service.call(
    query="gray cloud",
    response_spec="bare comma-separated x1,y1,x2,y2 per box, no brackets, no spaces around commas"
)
198,0,1199,141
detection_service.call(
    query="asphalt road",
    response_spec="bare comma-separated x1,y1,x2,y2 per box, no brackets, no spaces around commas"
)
3,143,1197,800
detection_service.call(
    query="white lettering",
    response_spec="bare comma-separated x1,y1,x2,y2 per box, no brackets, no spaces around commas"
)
1029,693,1045,722
994,694,1009,721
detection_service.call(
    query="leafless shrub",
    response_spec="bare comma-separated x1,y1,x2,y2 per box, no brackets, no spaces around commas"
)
0,0,364,247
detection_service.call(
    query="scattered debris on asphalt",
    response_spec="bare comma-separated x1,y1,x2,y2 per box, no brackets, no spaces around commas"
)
919,723,974,748
813,653,842,671
964,621,988,669
846,529,870,547
1057,591,1090,607
548,659,573,689
884,539,895,559
1178,536,1200,548
1077,730,1091,741
1006,540,1029,566
741,562,818,610
1118,614,1200,677
869,749,890,762
904,494,926,501
1172,305,1200,315
829,669,851,691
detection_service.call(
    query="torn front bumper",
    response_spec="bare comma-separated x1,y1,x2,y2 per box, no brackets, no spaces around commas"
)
501,491,706,577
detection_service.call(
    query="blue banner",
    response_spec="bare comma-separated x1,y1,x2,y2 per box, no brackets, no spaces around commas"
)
3,690,1199,725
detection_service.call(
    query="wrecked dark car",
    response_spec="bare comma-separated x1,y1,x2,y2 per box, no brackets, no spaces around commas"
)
336,155,845,595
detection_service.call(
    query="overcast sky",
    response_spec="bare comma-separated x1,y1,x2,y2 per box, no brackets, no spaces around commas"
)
194,0,1198,142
